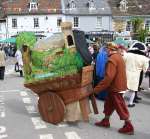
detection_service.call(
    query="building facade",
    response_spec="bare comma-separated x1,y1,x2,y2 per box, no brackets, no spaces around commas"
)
0,1,6,40
61,0,112,32
108,0,150,33
0,0,113,39
1,0,150,40
1,0,63,39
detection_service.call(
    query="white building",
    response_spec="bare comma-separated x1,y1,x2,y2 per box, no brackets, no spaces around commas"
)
1,0,65,39
5,14,65,39
61,0,112,32
108,0,150,33
0,0,113,40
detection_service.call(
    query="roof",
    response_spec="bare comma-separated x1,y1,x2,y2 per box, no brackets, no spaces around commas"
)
61,0,112,15
108,0,150,17
1,0,62,16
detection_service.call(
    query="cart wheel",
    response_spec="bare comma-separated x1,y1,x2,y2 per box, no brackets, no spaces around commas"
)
38,92,65,124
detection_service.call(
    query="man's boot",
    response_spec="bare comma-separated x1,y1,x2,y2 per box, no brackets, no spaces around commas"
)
118,121,134,135
135,91,142,100
95,118,110,128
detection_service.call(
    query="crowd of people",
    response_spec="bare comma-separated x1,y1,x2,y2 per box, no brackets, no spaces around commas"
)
0,44,23,79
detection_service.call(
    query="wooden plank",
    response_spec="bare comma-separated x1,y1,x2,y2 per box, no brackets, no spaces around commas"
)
79,98,91,121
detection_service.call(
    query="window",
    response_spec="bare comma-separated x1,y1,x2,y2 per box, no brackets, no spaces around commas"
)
126,21,132,31
146,37,150,43
29,2,38,11
74,17,79,27
12,18,17,28
57,18,62,27
97,17,102,28
88,0,95,9
120,0,128,12
67,35,74,46
69,0,76,9
31,3,37,9
34,18,39,28
145,20,150,31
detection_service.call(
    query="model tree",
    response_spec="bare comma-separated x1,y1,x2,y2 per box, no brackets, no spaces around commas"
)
16,32,36,78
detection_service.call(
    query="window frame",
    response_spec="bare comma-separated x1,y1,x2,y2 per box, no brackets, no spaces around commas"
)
57,18,62,27
73,16,79,28
120,0,128,12
34,18,39,28
88,0,95,9
96,16,102,28
12,18,17,28
126,20,132,31
70,0,76,9
145,20,150,31
29,2,38,11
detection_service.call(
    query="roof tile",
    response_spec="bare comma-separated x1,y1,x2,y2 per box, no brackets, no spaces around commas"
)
1,0,62,15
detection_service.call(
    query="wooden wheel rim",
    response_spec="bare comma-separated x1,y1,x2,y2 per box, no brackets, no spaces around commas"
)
38,92,65,124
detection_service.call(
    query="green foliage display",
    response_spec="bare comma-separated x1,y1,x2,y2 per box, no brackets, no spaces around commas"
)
25,48,84,83
16,32,36,49
50,48,84,77
31,47,64,68
31,51,50,68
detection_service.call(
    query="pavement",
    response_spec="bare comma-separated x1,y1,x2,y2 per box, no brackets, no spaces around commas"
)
0,57,150,139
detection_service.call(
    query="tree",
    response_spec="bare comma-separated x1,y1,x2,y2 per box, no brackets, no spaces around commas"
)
131,18,144,33
16,32,36,49
138,29,149,42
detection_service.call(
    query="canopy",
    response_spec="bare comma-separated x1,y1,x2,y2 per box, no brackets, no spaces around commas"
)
0,37,16,43
113,38,129,48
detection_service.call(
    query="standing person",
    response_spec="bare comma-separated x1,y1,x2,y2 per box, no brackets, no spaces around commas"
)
148,61,150,90
124,44,149,107
15,49,23,77
94,42,134,135
145,60,150,90
0,47,6,80
134,70,144,103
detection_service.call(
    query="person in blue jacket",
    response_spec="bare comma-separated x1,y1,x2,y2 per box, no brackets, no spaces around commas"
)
95,45,108,100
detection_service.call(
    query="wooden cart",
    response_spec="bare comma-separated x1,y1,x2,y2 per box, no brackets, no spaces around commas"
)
24,65,98,124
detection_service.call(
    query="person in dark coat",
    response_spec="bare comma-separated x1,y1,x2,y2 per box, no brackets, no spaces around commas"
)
0,47,6,80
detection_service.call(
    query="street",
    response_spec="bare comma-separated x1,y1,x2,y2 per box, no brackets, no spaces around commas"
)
0,58,150,139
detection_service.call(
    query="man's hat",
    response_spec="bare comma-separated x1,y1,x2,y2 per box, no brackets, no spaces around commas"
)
106,42,118,50
129,42,147,53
